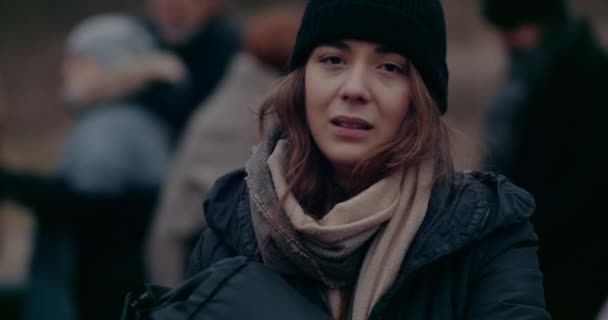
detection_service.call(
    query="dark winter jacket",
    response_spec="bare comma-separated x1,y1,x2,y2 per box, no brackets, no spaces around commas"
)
484,18,608,319
187,169,551,320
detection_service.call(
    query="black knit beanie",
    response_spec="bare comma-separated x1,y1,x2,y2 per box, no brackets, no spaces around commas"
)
482,0,569,30
288,0,449,115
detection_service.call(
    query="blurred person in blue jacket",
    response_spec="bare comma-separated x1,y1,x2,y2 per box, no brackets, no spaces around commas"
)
480,0,608,318
0,14,181,320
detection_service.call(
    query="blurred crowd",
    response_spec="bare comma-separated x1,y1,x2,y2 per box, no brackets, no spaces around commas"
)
0,0,606,319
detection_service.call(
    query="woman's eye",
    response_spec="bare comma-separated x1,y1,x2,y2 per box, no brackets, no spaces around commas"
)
381,63,404,74
320,56,344,65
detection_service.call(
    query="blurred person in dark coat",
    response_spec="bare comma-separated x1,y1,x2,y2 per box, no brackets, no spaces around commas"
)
0,14,181,320
140,0,241,141
480,0,608,318
146,5,303,287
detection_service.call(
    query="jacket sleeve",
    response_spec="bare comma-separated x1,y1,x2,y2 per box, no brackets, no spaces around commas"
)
185,227,237,278
185,169,251,278
466,221,552,320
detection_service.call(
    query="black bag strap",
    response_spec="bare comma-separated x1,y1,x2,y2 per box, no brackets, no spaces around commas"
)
121,284,171,320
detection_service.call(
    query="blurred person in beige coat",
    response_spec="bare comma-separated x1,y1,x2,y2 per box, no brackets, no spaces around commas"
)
146,5,303,286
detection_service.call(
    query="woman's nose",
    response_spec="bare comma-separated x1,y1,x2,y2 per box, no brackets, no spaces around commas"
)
339,64,371,104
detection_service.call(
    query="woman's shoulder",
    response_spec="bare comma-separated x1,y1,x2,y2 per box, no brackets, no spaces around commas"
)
187,169,256,275
442,170,536,228
205,168,249,204
203,168,256,253
204,168,250,226
451,174,548,319
412,170,537,264
457,170,536,230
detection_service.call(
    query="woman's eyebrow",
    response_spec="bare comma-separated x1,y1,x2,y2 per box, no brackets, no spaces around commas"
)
375,46,408,61
318,40,349,50
375,45,400,55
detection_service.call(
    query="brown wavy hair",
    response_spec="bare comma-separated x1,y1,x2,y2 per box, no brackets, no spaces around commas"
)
259,64,453,218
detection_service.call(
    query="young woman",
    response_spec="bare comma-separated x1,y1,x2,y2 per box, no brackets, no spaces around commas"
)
186,0,550,319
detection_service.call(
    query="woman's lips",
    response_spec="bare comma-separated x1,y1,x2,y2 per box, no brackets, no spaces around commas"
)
330,116,374,139
330,116,374,129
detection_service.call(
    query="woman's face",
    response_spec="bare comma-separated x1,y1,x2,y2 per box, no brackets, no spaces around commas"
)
305,40,412,174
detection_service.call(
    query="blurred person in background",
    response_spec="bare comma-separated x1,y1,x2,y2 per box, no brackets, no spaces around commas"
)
0,76,5,132
0,14,180,320
141,0,241,141
0,77,11,318
146,4,303,287
600,300,608,320
480,0,608,318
